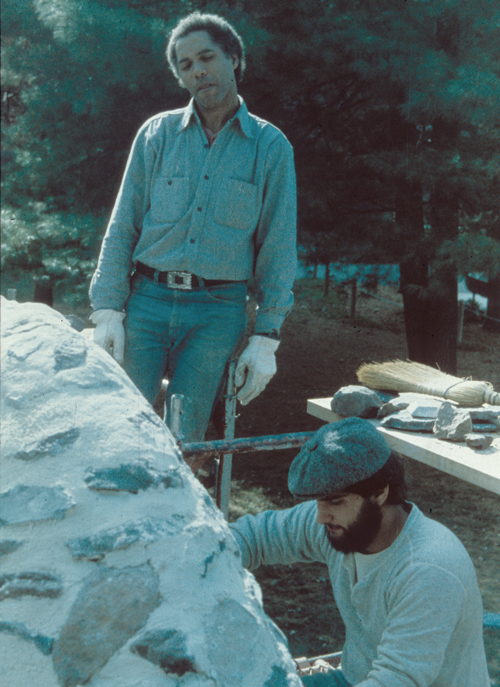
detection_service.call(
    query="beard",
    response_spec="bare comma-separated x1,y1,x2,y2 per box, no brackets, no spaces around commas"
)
324,498,383,554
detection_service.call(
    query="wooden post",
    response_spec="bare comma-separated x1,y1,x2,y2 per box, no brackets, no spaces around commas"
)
350,278,357,323
457,300,465,343
323,263,330,297
216,361,237,519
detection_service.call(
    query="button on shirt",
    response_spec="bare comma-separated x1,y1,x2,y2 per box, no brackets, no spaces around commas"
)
89,98,297,333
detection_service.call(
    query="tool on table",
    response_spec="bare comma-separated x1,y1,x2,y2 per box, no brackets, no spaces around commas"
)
357,360,500,407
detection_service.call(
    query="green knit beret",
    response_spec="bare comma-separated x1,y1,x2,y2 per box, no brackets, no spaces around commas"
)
288,418,391,498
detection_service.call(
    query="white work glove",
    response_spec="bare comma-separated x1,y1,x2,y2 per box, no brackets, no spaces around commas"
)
90,309,126,364
235,335,280,405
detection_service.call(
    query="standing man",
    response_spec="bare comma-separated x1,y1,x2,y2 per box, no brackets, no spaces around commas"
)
89,12,297,456
230,419,490,687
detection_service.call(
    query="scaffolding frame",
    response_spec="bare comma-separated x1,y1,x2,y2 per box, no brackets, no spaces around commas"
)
168,362,313,518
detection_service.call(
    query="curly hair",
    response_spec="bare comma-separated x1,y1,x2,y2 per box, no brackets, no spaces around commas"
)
166,12,246,84
347,451,408,505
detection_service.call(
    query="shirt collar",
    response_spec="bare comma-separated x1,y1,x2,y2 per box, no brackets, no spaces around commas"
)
178,96,255,138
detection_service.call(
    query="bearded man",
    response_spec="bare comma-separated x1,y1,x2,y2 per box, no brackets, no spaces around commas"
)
230,418,490,687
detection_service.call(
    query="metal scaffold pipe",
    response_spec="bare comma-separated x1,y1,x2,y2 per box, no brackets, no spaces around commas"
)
181,431,315,461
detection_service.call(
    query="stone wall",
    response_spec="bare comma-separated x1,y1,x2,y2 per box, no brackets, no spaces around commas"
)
0,299,301,687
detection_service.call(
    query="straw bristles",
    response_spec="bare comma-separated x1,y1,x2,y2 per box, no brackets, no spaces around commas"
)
357,360,500,407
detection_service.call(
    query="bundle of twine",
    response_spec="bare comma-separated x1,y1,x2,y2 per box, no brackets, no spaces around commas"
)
357,360,500,407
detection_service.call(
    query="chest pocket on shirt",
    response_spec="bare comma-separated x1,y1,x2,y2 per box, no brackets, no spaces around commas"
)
150,176,189,224
214,177,260,232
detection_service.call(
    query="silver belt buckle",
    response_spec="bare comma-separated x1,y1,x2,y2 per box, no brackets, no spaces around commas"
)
167,271,193,290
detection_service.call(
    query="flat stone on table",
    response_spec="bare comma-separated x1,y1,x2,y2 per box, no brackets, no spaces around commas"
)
378,398,410,418
331,385,382,418
406,399,443,419
380,410,435,432
464,408,500,423
472,423,498,433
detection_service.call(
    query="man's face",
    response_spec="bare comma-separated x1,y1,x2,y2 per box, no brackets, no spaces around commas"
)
175,31,239,113
316,492,383,554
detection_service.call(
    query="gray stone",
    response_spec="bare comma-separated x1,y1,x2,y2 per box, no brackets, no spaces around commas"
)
127,408,167,432
433,402,473,441
131,629,194,676
84,463,183,493
206,599,293,687
0,540,22,557
201,539,227,578
63,314,86,332
66,517,178,561
54,338,87,372
472,423,498,433
13,427,80,461
0,485,74,525
0,572,63,601
380,411,434,432
406,399,443,419
0,621,54,655
377,398,410,418
265,666,290,687
330,385,382,418
7,340,43,361
69,368,123,391
464,407,500,423
465,434,494,450
5,394,23,409
52,564,160,687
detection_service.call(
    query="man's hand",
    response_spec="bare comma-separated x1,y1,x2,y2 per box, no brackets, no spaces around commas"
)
90,309,126,364
235,335,280,405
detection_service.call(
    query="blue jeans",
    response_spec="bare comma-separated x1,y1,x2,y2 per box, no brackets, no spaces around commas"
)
123,273,247,442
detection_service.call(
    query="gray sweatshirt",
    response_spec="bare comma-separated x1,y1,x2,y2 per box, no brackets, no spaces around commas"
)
230,501,490,687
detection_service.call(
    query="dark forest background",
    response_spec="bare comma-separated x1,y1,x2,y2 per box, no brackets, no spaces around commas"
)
2,0,500,371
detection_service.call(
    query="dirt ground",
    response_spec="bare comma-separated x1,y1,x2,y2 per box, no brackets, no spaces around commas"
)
221,282,500,682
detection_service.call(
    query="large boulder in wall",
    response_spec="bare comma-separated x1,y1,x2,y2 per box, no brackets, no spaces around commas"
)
0,298,301,687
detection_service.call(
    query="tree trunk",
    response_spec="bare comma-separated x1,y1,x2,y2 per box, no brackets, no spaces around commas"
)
485,276,500,332
396,179,459,374
33,277,54,307
397,179,428,359
426,184,459,374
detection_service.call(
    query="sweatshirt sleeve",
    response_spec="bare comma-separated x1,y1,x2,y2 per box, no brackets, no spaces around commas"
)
89,121,157,311
229,501,329,571
356,564,467,687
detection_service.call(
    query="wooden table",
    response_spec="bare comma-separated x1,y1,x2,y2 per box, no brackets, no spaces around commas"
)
307,398,500,496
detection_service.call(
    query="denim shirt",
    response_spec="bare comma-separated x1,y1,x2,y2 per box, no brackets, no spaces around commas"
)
89,98,297,333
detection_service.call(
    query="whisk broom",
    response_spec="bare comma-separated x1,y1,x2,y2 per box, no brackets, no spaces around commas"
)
357,360,500,407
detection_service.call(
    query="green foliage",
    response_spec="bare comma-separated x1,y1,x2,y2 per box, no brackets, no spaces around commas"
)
2,0,500,303
1,203,103,299
438,227,500,279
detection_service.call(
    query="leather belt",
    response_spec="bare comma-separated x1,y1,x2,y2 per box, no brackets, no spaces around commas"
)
134,262,244,290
